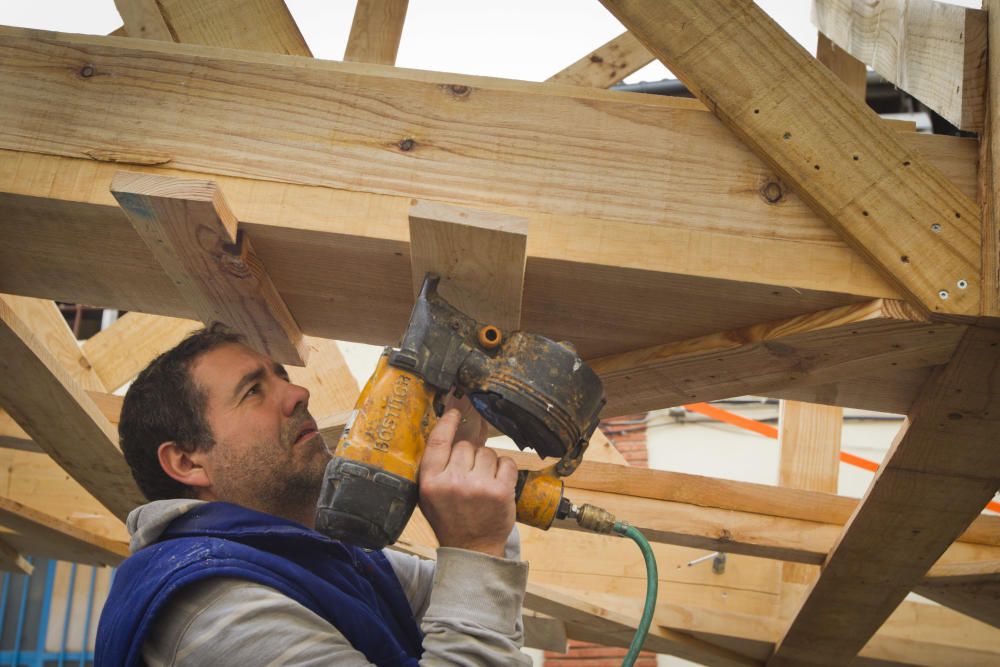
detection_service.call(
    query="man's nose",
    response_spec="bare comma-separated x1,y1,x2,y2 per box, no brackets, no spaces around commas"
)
282,381,311,417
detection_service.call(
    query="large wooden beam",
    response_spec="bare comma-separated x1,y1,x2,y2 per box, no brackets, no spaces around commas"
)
344,0,408,66
0,298,143,520
589,299,965,417
547,31,654,88
600,0,983,319
771,326,1000,665
917,560,1000,629
0,496,127,566
813,0,987,132
0,28,980,357
111,171,308,365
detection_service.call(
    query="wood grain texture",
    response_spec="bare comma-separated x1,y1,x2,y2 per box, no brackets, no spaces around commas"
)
602,0,982,318
344,0,408,66
409,199,528,332
816,33,867,102
983,0,1000,318
0,299,143,520
772,326,1000,665
0,495,127,566
82,312,200,391
114,0,174,41
589,299,965,418
153,0,309,55
813,0,987,132
778,401,843,589
285,337,358,421
0,28,977,329
111,171,307,365
547,31,654,88
917,578,1000,630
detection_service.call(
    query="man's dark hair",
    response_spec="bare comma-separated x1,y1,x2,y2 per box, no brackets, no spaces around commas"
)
120,323,245,501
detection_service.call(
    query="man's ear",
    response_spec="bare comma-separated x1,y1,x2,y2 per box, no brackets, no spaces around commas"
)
157,442,212,491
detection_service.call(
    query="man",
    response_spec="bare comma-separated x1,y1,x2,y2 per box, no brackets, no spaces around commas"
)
96,325,531,666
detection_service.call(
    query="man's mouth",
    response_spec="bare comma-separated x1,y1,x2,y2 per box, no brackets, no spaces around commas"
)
293,420,318,444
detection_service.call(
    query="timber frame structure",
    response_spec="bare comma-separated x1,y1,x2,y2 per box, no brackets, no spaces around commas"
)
0,0,999,664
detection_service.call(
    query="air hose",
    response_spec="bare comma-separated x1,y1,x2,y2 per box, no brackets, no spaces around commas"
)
564,504,659,667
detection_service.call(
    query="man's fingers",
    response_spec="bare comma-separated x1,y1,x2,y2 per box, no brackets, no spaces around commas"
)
472,446,498,476
421,408,460,475
496,456,518,485
448,440,477,471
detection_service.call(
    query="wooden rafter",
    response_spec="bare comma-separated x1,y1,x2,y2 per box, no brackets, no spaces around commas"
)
0,297,143,520
813,0,987,132
600,0,983,319
111,171,308,365
771,326,1000,665
590,299,964,417
546,31,654,88
344,0,408,66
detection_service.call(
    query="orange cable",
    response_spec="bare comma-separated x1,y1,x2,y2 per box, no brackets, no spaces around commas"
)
682,402,1000,513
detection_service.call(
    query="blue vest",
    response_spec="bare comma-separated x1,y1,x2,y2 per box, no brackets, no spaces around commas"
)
95,502,424,666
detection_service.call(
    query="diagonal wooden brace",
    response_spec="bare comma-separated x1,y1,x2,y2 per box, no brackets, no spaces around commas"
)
111,171,309,366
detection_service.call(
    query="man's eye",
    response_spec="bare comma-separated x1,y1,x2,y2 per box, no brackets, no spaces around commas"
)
245,384,261,399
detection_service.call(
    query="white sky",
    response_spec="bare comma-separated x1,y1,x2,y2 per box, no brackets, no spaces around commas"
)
0,0,822,83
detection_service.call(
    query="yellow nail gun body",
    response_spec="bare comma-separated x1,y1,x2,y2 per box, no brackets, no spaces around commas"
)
316,274,606,550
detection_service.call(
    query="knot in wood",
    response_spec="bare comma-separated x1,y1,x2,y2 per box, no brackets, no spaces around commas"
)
80,64,95,78
398,138,416,152
445,84,470,99
589,54,604,64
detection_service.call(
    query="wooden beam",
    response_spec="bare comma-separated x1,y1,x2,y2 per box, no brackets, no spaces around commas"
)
771,326,1000,665
114,0,175,41
82,312,200,392
0,298,143,520
600,0,983,318
589,299,965,417
546,31,654,88
132,0,310,55
0,539,31,575
0,495,128,567
918,559,1000,629
983,0,1000,321
0,28,981,354
777,401,842,627
111,171,308,366
408,199,528,332
344,0,408,66
813,0,987,132
816,33,866,102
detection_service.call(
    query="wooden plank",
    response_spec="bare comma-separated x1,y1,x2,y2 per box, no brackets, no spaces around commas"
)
546,31,654,88
148,0,309,55
777,400,842,596
816,33,866,102
589,299,965,418
408,199,528,331
344,0,408,66
766,366,933,416
600,0,982,318
983,0,1000,319
0,298,143,520
918,559,1000,629
812,0,987,132
771,326,1000,665
583,427,628,466
286,337,358,421
0,539,31,574
0,29,980,337
563,587,1000,667
113,0,174,41
0,496,127,567
111,171,308,365
1,295,104,392
82,312,200,391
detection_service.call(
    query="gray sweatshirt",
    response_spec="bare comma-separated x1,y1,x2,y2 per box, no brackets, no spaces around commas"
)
127,500,532,666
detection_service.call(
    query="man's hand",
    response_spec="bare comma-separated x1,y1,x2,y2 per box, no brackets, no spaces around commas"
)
418,400,518,558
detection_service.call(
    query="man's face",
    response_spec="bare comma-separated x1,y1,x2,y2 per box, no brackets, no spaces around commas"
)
188,342,330,523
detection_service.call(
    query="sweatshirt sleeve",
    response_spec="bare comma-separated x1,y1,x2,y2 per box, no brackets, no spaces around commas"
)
141,530,530,666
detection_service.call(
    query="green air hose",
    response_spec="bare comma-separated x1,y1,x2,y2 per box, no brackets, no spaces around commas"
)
613,522,658,667
565,503,659,667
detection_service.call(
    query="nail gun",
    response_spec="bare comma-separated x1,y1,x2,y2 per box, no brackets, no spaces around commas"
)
315,273,607,550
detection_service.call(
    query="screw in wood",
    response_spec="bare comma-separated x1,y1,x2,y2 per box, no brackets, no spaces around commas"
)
957,280,968,289
931,224,942,233
939,290,950,299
